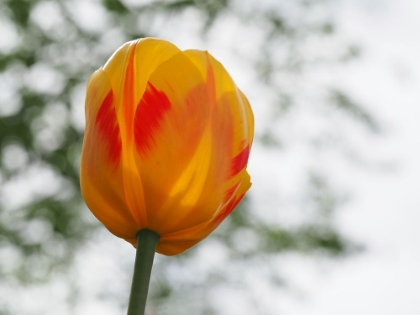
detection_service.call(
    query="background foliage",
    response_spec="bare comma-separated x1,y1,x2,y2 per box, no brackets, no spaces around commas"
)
0,0,378,314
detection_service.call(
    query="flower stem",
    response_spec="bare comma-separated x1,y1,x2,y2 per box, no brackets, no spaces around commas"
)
127,229,160,315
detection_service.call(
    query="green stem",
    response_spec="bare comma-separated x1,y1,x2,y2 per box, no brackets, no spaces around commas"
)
127,229,160,315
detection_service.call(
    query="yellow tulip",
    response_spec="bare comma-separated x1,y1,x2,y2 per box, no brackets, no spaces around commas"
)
80,38,254,256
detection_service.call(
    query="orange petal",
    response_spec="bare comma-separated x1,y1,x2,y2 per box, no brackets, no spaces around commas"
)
132,52,214,235
184,50,254,177
102,38,181,229
80,69,138,239
103,38,180,126
157,172,251,255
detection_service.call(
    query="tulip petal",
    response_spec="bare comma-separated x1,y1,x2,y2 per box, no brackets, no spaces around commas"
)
132,52,214,234
185,51,253,210
149,51,254,254
103,38,180,126
183,50,254,176
157,172,251,255
81,69,139,239
102,38,181,229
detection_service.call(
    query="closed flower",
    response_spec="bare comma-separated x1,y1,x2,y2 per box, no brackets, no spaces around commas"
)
80,38,253,255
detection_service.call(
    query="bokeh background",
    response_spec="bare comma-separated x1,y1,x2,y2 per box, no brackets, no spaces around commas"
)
0,0,419,314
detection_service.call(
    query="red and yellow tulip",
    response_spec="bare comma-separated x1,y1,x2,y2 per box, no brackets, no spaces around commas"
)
80,38,254,255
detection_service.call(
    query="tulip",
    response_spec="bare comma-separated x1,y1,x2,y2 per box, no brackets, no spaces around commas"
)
80,37,253,314
81,37,253,256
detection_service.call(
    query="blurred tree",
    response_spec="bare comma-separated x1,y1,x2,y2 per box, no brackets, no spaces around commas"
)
0,0,376,314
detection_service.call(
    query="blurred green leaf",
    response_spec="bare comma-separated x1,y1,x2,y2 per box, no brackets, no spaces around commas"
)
330,88,380,132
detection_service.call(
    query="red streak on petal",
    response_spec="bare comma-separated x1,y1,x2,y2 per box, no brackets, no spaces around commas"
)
134,83,171,156
230,144,250,177
95,90,122,166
